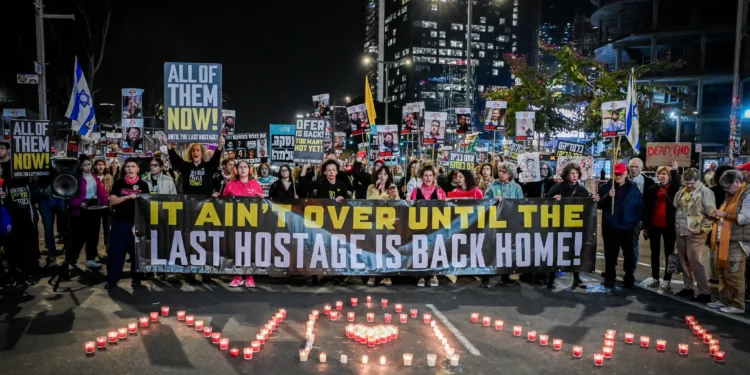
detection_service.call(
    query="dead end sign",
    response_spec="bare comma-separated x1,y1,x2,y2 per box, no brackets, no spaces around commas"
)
646,142,692,167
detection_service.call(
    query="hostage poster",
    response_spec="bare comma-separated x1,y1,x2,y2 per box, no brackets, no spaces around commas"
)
226,133,268,163
10,120,51,178
401,102,422,135
423,112,447,145
221,109,236,135
515,112,535,141
456,108,471,134
601,100,627,138
164,62,222,143
378,125,399,158
122,88,144,119
135,196,598,275
313,94,330,118
121,119,144,153
483,101,507,132
347,104,371,136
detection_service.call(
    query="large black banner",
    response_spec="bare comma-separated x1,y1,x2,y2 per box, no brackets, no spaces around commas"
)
135,196,598,275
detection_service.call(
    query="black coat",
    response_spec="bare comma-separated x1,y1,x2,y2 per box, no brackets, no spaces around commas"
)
546,181,591,199
642,170,681,231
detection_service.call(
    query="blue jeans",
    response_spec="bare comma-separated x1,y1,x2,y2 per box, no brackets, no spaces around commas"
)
107,222,139,284
38,197,66,256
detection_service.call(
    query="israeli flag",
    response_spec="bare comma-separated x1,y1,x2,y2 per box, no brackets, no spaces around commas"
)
625,68,640,153
65,57,97,136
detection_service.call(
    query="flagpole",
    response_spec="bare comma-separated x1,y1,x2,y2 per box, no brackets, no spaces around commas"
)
611,136,620,215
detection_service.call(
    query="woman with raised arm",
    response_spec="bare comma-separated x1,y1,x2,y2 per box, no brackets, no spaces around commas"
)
162,134,224,196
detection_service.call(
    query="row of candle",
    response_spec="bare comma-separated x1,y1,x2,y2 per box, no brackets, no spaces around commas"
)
302,353,458,367
344,324,399,346
430,317,460,366
685,316,725,362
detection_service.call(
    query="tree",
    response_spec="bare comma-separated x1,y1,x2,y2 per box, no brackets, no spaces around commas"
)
484,44,685,155
73,0,112,98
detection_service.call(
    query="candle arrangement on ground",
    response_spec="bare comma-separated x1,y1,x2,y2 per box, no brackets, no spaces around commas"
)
343,324,399,346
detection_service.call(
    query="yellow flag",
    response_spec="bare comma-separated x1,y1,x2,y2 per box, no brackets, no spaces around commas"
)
365,76,377,125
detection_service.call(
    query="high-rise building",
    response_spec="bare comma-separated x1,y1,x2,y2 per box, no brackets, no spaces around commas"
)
540,22,573,46
364,0,538,125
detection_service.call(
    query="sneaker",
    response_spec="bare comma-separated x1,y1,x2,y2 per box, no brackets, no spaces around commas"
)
720,306,745,314
659,281,672,291
695,294,712,304
380,277,392,286
707,302,726,309
675,289,694,298
86,260,102,268
229,276,244,287
429,276,439,287
648,279,660,288
572,279,585,289
417,278,426,287
367,277,376,287
245,276,255,288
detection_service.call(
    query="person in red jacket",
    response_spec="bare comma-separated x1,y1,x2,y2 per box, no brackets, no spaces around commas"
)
222,160,263,287
448,170,484,199
68,157,110,270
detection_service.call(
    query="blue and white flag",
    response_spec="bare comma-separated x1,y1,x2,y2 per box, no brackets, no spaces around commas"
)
625,68,640,153
65,57,97,136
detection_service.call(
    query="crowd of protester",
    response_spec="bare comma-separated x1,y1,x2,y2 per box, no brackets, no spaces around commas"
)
0,137,749,314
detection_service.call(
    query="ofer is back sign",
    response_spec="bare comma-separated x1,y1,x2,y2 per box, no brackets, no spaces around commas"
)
164,62,222,143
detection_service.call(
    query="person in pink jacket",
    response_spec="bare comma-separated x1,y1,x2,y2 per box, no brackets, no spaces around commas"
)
448,170,484,199
68,157,110,269
409,164,446,287
222,160,263,287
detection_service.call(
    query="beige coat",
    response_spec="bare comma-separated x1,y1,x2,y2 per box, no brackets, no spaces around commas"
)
674,182,717,234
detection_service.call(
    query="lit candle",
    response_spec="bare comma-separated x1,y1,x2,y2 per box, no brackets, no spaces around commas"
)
312,310,320,319
593,354,604,366
450,354,460,366
553,339,562,350
679,343,689,355
424,314,432,324
117,328,127,340
656,339,666,351
161,306,170,317
230,348,239,357
441,337,448,346
384,313,392,323
427,353,437,367
177,311,186,321
606,329,616,336
96,336,106,348
203,326,213,337
330,311,339,321
108,331,118,343
513,326,522,336
400,314,408,323
527,331,537,341
348,312,355,322
351,297,358,307
362,355,368,364
604,339,614,348
539,334,549,346
280,309,287,318
367,312,375,322
495,320,504,331
710,339,720,346
128,322,137,334
211,332,221,344
640,336,650,348
482,316,491,327
140,317,149,328
573,346,583,358
366,296,372,303
381,299,389,308
150,312,159,322
693,325,703,335
340,354,348,364
445,346,454,357
410,309,418,319
703,334,713,345
319,353,327,363
251,340,260,352
431,320,436,328
368,335,376,347
624,333,635,344
257,333,265,345
335,301,343,311
714,351,725,362
299,349,309,362
380,356,386,365
605,333,615,341
186,315,195,326
244,347,253,360
603,346,613,358
323,305,331,315
395,304,403,313
195,320,204,331
470,313,479,323
685,315,694,324
85,341,96,354
710,345,720,356
403,353,413,366
219,338,229,350
697,329,706,339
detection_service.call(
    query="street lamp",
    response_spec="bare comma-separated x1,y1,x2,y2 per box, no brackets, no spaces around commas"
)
345,96,351,103
744,109,750,118
363,57,411,124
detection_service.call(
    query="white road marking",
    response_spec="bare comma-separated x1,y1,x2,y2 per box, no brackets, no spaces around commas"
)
425,303,481,356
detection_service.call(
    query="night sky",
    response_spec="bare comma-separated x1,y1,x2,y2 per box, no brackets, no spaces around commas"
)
1,0,365,132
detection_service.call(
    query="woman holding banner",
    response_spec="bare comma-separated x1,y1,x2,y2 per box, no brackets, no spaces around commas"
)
482,161,523,288
409,164,446,287
223,160,264,288
268,164,299,200
106,158,149,290
546,163,600,289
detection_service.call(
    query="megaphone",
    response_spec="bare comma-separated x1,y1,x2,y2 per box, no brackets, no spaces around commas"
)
51,157,80,198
